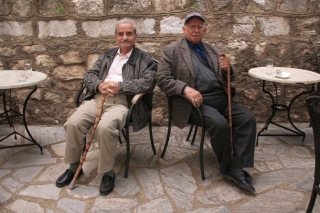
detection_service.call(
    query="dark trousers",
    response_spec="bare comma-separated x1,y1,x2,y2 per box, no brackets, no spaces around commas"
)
188,92,256,174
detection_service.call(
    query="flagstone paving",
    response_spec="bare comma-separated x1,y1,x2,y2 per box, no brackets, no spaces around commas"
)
0,123,319,213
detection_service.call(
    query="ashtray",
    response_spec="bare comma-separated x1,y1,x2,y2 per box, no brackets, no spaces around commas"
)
275,71,291,79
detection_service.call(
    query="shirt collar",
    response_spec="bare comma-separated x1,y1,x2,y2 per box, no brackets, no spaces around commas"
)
186,39,205,50
117,48,133,58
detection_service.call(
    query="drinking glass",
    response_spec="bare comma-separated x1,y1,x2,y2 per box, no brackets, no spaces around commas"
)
24,59,32,77
16,70,26,82
266,58,274,75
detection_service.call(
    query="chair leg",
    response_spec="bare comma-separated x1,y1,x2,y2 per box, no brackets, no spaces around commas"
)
148,118,156,155
118,132,123,144
161,119,172,158
124,125,130,178
191,126,198,145
306,180,318,213
186,125,194,141
200,126,205,180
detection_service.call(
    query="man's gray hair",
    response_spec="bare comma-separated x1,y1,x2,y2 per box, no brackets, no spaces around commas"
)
115,19,137,34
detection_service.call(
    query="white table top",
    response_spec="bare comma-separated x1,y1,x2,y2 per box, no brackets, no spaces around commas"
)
0,70,47,89
248,67,320,84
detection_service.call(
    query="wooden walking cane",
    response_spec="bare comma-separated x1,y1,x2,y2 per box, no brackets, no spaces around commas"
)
225,54,234,159
69,95,106,190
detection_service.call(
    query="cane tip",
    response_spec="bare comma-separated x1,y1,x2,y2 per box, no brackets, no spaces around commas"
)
69,182,75,190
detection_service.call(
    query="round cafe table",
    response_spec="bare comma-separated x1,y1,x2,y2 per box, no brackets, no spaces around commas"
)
0,70,47,153
248,67,320,146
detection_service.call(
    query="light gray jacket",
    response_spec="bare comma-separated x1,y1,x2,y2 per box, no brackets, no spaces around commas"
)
83,47,157,131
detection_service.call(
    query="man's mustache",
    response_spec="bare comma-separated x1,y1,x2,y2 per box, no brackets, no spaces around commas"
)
121,40,130,43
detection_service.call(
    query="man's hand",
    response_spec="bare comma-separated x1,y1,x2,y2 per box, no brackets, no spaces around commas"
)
183,86,203,107
98,81,119,97
219,53,230,72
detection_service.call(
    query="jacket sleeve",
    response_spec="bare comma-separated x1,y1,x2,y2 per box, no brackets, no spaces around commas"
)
83,54,105,95
119,55,156,95
156,44,189,95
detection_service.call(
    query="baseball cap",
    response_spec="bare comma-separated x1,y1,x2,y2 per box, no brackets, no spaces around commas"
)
184,12,205,25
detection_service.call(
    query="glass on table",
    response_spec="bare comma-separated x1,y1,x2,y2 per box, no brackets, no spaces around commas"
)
266,58,274,75
24,59,32,78
16,70,26,82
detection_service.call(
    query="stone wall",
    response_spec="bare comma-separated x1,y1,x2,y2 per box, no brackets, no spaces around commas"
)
0,0,320,126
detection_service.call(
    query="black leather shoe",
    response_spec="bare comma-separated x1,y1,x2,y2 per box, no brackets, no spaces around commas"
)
100,174,115,195
224,169,255,193
243,170,252,182
55,169,83,188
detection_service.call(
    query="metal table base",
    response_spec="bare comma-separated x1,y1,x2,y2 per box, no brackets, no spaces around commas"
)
0,86,43,153
256,80,315,146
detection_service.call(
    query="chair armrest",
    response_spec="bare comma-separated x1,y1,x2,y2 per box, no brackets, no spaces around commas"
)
132,92,153,104
306,96,320,103
167,94,194,105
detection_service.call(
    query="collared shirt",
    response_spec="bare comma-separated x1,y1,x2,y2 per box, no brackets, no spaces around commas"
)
104,48,133,82
186,39,207,61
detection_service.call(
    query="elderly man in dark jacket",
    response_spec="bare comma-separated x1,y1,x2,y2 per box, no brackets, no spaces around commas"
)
56,19,156,196
156,12,256,192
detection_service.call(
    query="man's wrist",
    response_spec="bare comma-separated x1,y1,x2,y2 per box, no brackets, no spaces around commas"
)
181,84,188,94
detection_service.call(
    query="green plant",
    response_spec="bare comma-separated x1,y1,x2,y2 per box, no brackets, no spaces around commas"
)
55,2,64,13
190,1,199,10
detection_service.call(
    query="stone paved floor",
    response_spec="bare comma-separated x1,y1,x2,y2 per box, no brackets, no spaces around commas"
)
0,123,319,213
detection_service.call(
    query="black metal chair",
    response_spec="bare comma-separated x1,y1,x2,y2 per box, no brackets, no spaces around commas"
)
306,96,320,213
160,94,206,180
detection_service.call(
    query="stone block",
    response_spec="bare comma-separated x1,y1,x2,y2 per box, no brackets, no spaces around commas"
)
109,0,152,14
245,0,274,12
160,163,197,210
233,24,255,35
57,198,86,213
22,45,47,53
12,0,33,17
258,17,290,36
52,65,86,81
6,199,44,212
0,21,32,36
154,0,188,12
0,47,16,57
277,0,308,13
160,16,184,34
209,0,247,12
197,184,244,205
136,197,174,213
19,184,61,200
58,51,83,65
39,0,67,17
72,0,104,16
87,53,100,70
38,20,77,38
90,198,138,212
35,54,56,68
82,19,118,37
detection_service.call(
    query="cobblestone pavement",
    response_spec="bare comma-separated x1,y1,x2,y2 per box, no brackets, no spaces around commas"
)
0,123,319,213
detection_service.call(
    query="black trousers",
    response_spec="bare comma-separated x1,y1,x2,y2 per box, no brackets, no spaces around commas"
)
188,92,256,174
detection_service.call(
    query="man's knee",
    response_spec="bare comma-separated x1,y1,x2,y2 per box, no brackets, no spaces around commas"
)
96,121,119,138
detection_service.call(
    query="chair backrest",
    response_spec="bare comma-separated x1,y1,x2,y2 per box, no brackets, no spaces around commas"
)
306,96,320,181
74,84,86,107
